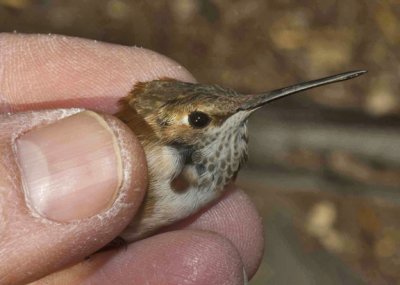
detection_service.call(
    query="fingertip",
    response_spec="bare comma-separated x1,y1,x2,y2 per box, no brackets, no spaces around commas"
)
0,109,147,284
100,112,148,211
38,230,246,285
13,110,147,222
120,230,245,285
0,33,195,113
179,186,265,278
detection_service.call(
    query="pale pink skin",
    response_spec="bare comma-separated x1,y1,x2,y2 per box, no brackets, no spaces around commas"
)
0,34,264,285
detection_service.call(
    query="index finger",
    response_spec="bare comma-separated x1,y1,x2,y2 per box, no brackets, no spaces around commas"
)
0,33,195,113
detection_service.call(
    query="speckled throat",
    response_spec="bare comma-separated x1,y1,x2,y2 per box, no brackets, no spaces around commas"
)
189,111,249,192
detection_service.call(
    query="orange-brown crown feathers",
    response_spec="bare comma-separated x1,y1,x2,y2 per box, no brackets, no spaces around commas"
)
125,78,241,116
118,78,245,145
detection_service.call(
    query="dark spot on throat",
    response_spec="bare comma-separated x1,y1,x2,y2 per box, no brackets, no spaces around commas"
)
196,164,206,175
207,164,215,172
171,174,190,193
168,141,194,164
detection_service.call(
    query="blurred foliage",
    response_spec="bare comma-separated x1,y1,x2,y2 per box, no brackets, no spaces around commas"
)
1,1,399,284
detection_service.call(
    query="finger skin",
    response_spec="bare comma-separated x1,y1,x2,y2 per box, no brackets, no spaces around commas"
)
34,188,263,285
0,110,147,285
0,33,195,113
0,33,264,283
174,186,264,277
34,231,245,285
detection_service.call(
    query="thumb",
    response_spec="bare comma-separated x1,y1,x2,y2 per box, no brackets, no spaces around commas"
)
0,109,147,285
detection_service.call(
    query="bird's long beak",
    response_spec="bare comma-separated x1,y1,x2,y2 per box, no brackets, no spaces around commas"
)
238,70,367,111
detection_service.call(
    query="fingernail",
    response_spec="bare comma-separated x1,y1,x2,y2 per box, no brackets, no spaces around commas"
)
15,111,122,222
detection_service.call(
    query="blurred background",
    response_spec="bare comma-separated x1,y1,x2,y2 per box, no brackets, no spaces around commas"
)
1,0,399,284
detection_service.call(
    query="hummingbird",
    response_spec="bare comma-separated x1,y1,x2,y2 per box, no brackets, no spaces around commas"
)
115,70,366,242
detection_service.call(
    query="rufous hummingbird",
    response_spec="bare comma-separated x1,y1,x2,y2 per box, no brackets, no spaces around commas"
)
115,70,366,242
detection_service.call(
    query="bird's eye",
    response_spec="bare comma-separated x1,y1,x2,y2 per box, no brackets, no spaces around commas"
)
188,111,211,128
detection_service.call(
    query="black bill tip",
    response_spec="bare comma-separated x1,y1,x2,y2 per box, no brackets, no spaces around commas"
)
335,70,368,80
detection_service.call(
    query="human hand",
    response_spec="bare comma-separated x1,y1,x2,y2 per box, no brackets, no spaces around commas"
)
0,34,263,285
